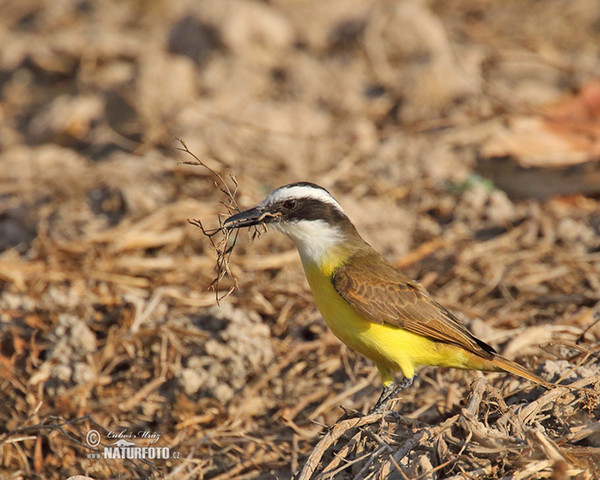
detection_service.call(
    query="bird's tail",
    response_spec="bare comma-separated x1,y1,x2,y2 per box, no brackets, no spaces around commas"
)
487,354,552,389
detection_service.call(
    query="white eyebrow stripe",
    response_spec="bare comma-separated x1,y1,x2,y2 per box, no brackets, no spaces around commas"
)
264,185,345,213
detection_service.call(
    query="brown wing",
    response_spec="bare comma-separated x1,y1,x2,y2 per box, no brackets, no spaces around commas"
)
332,251,496,358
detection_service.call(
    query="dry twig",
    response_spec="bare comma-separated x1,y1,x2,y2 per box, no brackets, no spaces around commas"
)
177,138,245,303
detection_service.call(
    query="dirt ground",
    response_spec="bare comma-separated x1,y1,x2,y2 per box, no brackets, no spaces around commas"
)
1,0,600,478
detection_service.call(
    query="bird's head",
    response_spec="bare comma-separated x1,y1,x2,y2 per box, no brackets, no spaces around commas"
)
224,182,359,264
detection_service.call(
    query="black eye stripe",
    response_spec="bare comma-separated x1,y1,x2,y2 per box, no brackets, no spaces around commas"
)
279,198,347,224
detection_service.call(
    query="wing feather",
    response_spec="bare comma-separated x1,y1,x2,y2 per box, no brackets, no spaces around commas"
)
332,252,495,358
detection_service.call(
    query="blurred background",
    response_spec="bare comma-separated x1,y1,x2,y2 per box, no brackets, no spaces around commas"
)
1,0,599,478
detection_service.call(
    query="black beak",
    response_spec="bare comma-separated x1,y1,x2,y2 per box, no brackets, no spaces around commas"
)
223,207,267,230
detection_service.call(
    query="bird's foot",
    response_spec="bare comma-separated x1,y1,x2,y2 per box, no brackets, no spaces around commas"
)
371,384,395,414
370,376,414,414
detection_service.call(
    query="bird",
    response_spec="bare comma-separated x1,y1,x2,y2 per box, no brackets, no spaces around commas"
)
223,182,550,411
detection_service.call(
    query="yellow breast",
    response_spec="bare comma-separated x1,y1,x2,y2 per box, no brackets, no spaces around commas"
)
302,259,474,384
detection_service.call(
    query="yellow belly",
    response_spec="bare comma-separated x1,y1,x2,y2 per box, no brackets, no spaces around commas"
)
303,261,475,385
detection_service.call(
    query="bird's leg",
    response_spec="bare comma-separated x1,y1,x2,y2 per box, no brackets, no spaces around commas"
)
388,376,414,400
371,384,395,414
370,376,414,414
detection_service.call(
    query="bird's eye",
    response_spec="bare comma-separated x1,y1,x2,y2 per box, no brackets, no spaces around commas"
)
283,199,296,210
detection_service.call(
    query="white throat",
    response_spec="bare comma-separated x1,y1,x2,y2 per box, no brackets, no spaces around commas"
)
272,220,343,265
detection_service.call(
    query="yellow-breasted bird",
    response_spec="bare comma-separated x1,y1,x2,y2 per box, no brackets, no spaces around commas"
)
224,182,550,411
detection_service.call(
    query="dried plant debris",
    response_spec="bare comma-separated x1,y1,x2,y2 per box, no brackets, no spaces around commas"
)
187,215,241,302
295,376,600,480
178,138,242,302
179,139,272,303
